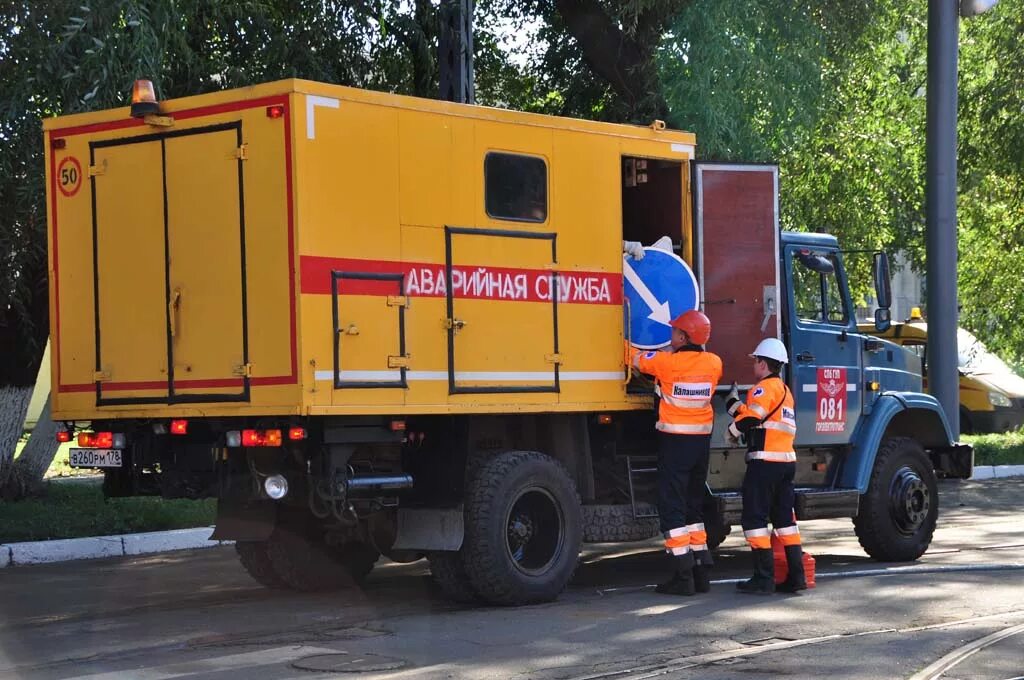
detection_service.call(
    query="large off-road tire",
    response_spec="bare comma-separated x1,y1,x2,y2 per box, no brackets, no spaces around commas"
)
854,437,939,562
462,451,583,606
582,504,659,543
262,515,376,592
427,551,480,604
235,541,289,589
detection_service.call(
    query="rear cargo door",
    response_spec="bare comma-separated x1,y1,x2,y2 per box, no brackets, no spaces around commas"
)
164,125,248,402
90,123,248,404
692,162,780,388
92,140,169,403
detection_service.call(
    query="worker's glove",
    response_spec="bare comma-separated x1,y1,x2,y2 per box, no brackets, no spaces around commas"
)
726,382,742,416
725,422,745,447
623,240,645,260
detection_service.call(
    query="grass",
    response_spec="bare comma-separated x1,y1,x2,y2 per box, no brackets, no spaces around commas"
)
962,428,1024,466
1,440,214,543
0,481,216,543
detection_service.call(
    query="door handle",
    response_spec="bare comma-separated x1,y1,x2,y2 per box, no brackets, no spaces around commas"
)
169,288,181,337
796,351,815,363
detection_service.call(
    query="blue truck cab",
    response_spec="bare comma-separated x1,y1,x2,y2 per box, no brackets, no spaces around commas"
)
707,231,972,562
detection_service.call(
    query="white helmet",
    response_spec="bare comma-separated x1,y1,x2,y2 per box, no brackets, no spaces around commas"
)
750,338,789,364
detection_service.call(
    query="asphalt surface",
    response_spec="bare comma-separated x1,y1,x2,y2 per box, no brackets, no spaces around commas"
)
1,478,1022,680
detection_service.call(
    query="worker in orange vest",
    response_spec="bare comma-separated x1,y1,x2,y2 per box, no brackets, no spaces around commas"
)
629,310,722,595
725,338,807,594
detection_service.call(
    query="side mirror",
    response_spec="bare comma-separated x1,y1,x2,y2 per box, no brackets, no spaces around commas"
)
875,308,892,333
873,251,892,332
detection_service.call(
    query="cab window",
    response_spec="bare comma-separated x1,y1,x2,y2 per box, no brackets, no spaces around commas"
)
485,152,547,222
791,250,848,325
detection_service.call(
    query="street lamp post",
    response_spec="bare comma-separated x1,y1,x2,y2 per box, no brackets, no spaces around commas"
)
925,0,997,439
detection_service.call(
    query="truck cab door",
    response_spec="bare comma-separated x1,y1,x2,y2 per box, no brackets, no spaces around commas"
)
785,246,862,445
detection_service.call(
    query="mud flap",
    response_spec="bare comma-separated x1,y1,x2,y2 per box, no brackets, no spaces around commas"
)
210,498,277,541
391,507,464,552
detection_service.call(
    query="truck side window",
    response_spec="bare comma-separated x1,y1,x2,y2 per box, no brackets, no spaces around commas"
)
792,251,848,325
485,152,547,222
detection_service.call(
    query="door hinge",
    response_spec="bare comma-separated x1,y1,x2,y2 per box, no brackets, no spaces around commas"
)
444,318,466,332
386,295,408,307
88,161,107,177
387,355,410,369
234,144,248,161
93,370,110,382
545,353,563,364
233,363,253,377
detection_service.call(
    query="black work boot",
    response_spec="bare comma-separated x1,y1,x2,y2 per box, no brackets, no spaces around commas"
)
656,552,696,596
736,549,775,595
692,564,712,593
776,545,808,593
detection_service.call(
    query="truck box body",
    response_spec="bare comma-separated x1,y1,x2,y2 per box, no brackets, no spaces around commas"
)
46,79,777,422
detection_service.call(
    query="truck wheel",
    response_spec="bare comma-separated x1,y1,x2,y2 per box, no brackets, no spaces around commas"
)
462,451,583,605
581,504,659,543
854,437,939,561
264,515,371,592
427,551,480,604
235,541,289,589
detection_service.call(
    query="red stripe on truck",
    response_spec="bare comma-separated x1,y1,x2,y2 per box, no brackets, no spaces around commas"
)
300,256,623,305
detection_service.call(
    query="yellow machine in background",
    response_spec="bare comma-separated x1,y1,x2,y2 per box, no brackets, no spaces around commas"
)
859,308,1024,433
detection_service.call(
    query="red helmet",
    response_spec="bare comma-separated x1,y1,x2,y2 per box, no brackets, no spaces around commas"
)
671,310,711,345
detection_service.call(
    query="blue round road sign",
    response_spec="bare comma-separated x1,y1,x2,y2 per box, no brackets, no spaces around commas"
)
623,248,700,349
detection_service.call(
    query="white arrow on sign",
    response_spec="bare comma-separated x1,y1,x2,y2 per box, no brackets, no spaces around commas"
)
622,258,672,326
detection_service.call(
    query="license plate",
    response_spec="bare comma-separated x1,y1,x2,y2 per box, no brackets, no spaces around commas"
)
69,448,123,468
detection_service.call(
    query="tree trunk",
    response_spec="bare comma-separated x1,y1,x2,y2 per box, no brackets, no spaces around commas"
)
7,393,60,498
0,385,34,490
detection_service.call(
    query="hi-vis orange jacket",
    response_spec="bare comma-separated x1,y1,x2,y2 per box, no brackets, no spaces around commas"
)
630,346,723,434
730,375,796,462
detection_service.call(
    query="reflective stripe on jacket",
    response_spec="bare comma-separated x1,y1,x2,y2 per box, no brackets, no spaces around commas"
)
733,375,796,462
631,346,723,435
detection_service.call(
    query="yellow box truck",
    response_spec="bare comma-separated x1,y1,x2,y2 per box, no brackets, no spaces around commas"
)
47,79,969,604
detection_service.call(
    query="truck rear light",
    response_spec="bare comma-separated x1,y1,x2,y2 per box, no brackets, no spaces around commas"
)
241,429,283,447
390,420,406,432
56,431,72,443
266,105,285,119
597,414,613,425
112,433,127,449
170,419,188,435
288,427,307,441
226,431,242,447
78,432,113,448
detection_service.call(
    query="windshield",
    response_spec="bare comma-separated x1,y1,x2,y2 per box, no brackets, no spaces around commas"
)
958,328,1015,374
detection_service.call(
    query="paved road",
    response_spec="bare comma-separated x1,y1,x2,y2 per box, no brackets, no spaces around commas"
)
1,479,1022,680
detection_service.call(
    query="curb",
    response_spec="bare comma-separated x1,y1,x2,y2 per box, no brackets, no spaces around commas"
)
0,527,233,568
970,464,1024,481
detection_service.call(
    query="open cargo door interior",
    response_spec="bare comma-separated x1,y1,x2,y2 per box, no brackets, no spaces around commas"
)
692,162,780,388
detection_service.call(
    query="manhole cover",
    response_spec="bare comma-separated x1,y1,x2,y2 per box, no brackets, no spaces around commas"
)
292,652,407,673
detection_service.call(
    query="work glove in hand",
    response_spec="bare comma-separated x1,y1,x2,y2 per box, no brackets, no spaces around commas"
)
725,422,745,446
623,240,645,260
726,382,742,415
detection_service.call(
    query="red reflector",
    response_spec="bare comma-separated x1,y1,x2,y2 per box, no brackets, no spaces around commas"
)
288,427,307,441
241,429,283,447
813,462,828,472
390,420,406,432
266,105,285,119
78,432,113,448
170,419,188,435
598,414,613,425
56,431,72,443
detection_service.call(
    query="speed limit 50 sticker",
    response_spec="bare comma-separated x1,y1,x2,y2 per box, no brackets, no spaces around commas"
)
57,156,82,197
816,367,848,433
